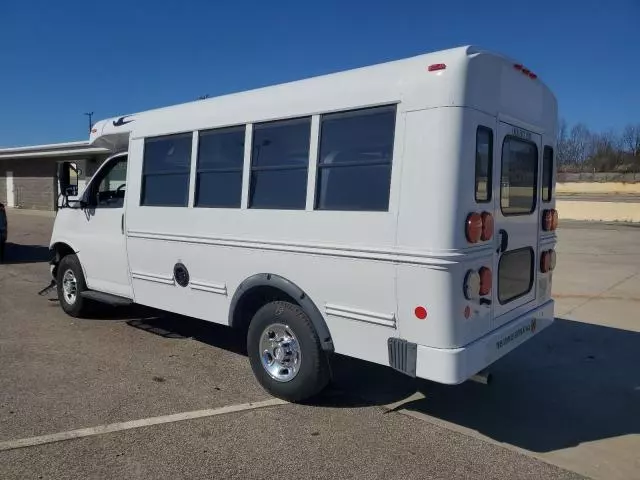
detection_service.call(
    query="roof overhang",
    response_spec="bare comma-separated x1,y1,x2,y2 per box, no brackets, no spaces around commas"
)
0,141,109,160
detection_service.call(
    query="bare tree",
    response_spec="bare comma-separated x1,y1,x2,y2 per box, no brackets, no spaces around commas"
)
556,118,570,166
621,124,640,157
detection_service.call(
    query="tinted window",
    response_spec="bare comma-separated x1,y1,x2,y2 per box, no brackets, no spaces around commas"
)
475,127,493,202
498,247,534,304
500,137,538,215
316,105,396,211
249,117,310,209
542,146,553,202
141,134,192,206
196,126,245,208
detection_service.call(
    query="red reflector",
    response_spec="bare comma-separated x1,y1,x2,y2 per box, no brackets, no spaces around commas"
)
481,212,494,241
540,251,551,273
465,212,483,244
464,305,471,319
415,306,428,320
479,267,492,296
428,63,446,72
542,209,553,231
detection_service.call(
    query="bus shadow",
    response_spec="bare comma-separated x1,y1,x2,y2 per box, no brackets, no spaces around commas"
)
115,309,640,452
1,243,51,264
385,318,640,453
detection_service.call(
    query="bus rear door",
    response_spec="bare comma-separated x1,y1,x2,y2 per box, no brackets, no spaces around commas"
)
492,121,541,328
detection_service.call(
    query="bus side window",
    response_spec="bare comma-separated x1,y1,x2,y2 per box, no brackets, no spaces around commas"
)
315,105,396,211
475,126,493,203
542,146,553,202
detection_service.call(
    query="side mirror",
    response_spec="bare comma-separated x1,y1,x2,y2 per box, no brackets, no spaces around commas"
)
58,162,71,193
58,162,79,195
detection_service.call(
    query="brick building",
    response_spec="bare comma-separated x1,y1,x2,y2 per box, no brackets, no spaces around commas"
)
0,142,109,210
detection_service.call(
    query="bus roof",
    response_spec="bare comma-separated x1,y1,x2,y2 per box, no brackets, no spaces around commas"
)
90,45,556,150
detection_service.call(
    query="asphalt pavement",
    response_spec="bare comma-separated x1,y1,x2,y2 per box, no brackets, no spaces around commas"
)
1,210,638,479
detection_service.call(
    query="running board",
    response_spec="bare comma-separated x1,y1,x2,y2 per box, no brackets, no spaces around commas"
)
80,290,133,306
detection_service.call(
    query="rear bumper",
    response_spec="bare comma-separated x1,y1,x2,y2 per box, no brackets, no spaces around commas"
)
415,300,554,384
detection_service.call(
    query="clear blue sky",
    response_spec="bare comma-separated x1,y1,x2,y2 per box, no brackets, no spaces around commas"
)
0,0,638,147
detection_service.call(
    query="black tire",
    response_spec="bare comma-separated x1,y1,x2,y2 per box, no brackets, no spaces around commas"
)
247,301,330,402
56,254,89,317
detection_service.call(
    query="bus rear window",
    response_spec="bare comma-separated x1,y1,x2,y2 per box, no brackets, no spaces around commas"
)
475,127,493,203
542,146,553,202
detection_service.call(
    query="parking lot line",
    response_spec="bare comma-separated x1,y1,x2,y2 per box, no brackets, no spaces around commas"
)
0,398,287,452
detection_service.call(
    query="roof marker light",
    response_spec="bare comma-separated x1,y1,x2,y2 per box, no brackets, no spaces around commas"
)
428,63,446,72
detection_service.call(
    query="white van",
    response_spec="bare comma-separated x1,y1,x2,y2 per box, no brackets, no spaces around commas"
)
49,46,558,401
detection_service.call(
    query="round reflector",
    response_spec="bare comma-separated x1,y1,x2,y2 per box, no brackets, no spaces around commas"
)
414,306,428,320
464,270,481,300
542,209,553,231
465,213,482,243
549,249,557,271
478,267,492,296
481,212,494,241
540,251,551,273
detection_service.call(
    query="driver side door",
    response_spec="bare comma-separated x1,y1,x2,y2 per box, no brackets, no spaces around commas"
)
79,154,132,298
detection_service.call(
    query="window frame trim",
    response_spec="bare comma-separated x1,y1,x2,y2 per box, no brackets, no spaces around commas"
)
475,125,494,204
314,104,397,212
499,135,539,217
194,125,246,209
498,246,535,305
248,116,311,210
140,133,193,208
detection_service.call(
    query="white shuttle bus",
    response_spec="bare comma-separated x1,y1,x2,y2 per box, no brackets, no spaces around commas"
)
49,46,558,401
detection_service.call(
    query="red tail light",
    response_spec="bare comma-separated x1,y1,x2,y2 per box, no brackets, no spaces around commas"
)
465,213,482,243
481,212,494,241
478,267,492,296
540,249,557,273
543,209,558,231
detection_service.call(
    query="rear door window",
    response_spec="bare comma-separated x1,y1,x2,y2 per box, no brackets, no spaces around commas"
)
500,137,538,215
498,247,534,304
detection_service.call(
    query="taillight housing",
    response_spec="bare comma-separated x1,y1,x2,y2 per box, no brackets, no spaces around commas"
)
467,212,494,243
465,213,482,243
463,270,481,300
540,249,557,273
481,212,494,241
464,267,492,300
478,267,492,296
543,209,559,231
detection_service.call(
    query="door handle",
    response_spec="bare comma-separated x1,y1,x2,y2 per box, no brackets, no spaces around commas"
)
121,213,124,234
497,229,509,253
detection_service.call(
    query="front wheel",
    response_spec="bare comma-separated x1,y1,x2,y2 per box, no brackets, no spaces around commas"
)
247,301,330,402
56,254,89,317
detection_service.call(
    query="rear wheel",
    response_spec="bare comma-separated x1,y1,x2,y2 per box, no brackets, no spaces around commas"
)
56,254,89,317
247,301,329,402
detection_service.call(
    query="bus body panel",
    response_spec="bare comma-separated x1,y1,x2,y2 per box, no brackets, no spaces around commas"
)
50,45,558,382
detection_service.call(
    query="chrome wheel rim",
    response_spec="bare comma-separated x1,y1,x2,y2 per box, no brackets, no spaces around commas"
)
259,323,301,382
62,269,78,305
